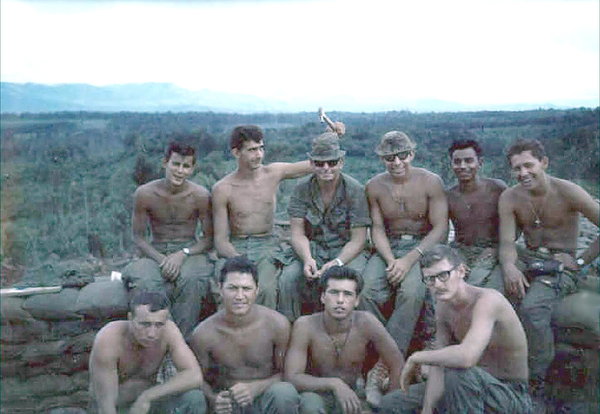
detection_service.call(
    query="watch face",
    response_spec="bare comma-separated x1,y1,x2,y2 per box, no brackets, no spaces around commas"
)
183,248,190,255
576,258,585,266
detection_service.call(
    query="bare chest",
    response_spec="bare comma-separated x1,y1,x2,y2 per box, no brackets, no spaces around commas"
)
378,181,428,221
118,347,165,382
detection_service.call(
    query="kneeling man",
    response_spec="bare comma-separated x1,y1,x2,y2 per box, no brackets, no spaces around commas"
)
89,289,206,414
285,266,403,414
380,245,532,414
190,256,299,414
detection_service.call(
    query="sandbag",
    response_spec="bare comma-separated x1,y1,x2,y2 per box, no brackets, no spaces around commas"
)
1,297,34,324
22,288,82,321
74,280,128,319
554,290,600,336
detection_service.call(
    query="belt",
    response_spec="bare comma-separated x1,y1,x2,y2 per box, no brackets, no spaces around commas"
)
400,234,415,241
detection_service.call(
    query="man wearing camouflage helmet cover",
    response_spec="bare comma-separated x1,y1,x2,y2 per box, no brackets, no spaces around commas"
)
278,132,371,322
362,131,447,406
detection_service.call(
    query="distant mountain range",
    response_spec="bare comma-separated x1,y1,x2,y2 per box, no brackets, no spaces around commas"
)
1,82,597,114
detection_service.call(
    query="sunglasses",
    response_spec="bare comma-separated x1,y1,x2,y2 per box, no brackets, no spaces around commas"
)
421,267,455,286
383,151,412,162
314,159,340,168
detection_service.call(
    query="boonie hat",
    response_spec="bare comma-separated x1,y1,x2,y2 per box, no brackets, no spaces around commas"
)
308,132,346,161
375,131,416,156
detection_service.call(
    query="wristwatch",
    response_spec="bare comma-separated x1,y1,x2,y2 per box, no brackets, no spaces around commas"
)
182,248,191,256
576,257,585,268
334,258,344,267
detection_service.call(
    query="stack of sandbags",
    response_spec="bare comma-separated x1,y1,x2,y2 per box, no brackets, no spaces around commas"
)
1,277,129,413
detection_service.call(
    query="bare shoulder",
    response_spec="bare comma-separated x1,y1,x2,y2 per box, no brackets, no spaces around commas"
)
366,173,389,193
187,180,211,198
256,305,291,329
474,287,509,313
212,173,236,196
190,312,220,346
415,167,443,183
483,177,508,192
92,321,127,355
134,179,161,198
552,176,592,200
499,184,521,205
353,310,385,335
292,314,319,336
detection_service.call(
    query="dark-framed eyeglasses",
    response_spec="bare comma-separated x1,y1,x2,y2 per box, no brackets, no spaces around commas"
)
422,267,455,286
383,151,411,162
314,159,340,168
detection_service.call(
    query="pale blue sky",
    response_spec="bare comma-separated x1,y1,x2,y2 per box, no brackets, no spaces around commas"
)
1,0,598,110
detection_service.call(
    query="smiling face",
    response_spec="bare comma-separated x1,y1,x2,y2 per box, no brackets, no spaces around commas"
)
163,152,195,187
381,150,414,179
220,271,258,317
509,150,548,191
320,278,360,320
451,147,482,183
129,304,169,348
312,157,344,183
234,139,265,171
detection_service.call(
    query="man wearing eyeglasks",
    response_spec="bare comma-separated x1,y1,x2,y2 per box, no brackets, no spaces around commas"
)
446,139,508,294
362,131,447,405
379,244,532,414
278,132,371,322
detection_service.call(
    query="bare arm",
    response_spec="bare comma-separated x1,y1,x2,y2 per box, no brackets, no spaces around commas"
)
132,188,167,264
569,183,599,265
271,160,313,181
420,317,451,414
189,324,220,408
367,184,395,265
366,313,404,391
131,322,203,412
290,217,318,278
190,189,213,255
89,328,120,414
317,227,367,277
412,175,448,261
498,191,529,299
212,181,239,258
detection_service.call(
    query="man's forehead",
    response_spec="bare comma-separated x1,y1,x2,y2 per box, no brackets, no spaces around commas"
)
451,147,478,159
241,140,264,150
169,153,195,164
133,305,168,319
422,258,453,276
510,150,539,165
326,278,357,291
222,271,256,286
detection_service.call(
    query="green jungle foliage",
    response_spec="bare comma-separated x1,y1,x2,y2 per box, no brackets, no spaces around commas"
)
1,108,598,266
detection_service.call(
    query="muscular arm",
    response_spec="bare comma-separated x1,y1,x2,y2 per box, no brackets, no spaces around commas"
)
498,191,528,298
189,190,213,255
290,217,318,278
420,317,451,414
366,313,404,390
189,325,220,407
89,328,120,414
212,182,239,258
271,160,312,180
414,176,448,259
133,322,203,410
367,184,395,265
569,184,599,265
132,188,167,264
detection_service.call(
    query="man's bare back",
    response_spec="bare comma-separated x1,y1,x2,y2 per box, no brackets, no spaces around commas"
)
367,168,442,237
438,286,529,380
135,178,211,244
191,305,290,390
447,178,507,246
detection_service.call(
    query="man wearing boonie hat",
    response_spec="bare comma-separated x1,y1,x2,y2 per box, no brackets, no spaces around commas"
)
278,132,371,321
362,131,447,407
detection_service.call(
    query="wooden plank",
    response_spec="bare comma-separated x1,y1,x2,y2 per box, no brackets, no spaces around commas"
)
0,286,62,297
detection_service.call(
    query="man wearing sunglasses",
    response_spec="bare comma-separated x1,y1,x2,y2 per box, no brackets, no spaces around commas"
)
362,131,447,406
379,244,532,414
278,132,371,322
446,139,508,294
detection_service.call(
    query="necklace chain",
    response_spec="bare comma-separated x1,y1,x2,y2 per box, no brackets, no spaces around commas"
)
322,314,353,360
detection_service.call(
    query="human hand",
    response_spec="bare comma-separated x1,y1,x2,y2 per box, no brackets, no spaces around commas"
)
386,256,414,286
214,391,233,414
303,258,319,280
332,378,361,414
326,121,346,137
503,265,529,300
128,393,151,414
476,247,497,263
229,382,257,407
159,251,186,281
400,354,419,392
314,259,339,279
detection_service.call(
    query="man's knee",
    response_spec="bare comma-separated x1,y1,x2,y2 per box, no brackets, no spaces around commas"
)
262,382,300,413
177,389,207,414
299,392,326,414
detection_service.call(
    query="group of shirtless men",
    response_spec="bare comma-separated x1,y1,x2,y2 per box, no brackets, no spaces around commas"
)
89,121,599,414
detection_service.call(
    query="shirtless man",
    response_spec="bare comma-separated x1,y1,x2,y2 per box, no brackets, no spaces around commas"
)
122,141,213,337
284,266,403,414
363,131,447,355
278,132,371,321
212,124,343,309
446,139,508,293
190,255,300,414
380,244,532,414
499,138,599,407
89,289,206,414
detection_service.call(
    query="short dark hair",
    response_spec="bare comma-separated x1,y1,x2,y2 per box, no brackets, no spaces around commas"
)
230,125,263,150
319,266,364,295
419,244,466,270
165,141,196,164
449,139,482,159
219,255,259,286
506,138,546,164
129,289,170,315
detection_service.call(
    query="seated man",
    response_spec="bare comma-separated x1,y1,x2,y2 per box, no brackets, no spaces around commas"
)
499,138,599,408
278,132,371,321
446,138,508,293
122,140,214,337
190,256,300,414
380,245,532,414
362,131,446,388
285,266,404,414
89,289,206,414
